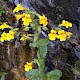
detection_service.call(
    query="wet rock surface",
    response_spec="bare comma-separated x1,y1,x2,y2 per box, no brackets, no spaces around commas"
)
0,42,36,80
0,0,80,80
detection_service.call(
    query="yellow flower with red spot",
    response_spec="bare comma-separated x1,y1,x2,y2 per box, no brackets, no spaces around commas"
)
22,14,32,26
24,62,32,72
57,30,67,41
0,22,10,30
39,15,48,27
60,20,72,28
48,30,57,40
13,4,25,13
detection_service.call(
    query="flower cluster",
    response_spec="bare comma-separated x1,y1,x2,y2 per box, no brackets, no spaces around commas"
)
24,62,32,72
0,30,15,42
48,19,72,41
13,4,48,27
60,20,72,28
48,29,72,41
58,30,72,41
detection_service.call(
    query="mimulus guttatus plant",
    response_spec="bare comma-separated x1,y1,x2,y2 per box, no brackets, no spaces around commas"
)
13,4,63,80
0,3,73,80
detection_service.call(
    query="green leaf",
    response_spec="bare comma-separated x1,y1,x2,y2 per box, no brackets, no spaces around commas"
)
47,76,60,80
47,69,62,80
72,68,80,75
0,72,7,76
23,27,30,31
39,38,49,46
0,72,7,80
25,69,39,80
1,75,5,80
0,22,2,24
30,13,35,20
42,26,48,31
39,46,47,58
55,28,61,32
0,7,5,16
33,59,40,66
38,27,41,33
34,36,38,42
30,19,38,30
30,43,37,47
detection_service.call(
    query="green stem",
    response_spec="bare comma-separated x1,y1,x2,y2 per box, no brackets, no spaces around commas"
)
34,30,46,79
25,8,40,17
38,45,46,80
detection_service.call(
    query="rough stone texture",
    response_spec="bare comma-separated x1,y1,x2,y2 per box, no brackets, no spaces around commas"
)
0,42,35,80
15,0,80,28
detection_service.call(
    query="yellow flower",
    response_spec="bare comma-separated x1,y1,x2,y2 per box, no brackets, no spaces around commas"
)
27,34,33,37
20,34,33,41
6,33,13,41
66,32,72,39
0,32,7,42
58,30,67,41
9,30,15,36
0,30,15,42
6,30,15,41
50,30,57,34
13,4,25,13
39,15,48,27
48,30,57,40
0,22,10,30
20,34,27,41
24,62,32,72
15,14,24,21
22,14,32,26
60,20,72,28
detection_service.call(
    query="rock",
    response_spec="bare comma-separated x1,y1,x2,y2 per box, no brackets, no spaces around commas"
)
74,46,80,59
0,42,36,80
45,43,77,80
13,0,80,28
